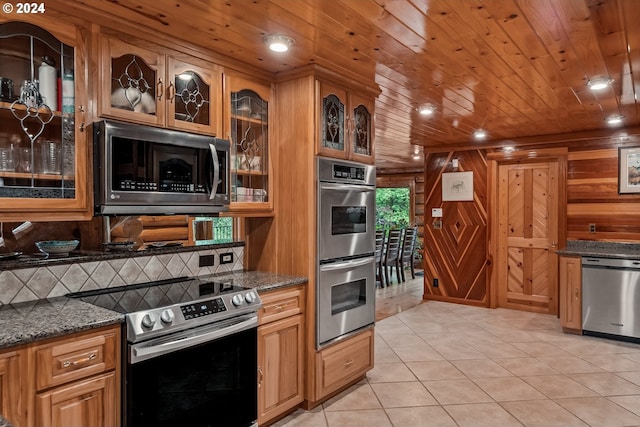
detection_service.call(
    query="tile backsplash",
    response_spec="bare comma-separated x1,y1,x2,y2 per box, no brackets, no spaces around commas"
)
0,246,244,305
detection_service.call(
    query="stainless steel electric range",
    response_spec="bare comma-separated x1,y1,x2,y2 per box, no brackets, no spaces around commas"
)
69,275,261,427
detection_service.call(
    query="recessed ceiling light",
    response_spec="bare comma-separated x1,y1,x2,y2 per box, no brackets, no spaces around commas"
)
473,129,487,140
586,77,613,91
263,34,295,52
607,114,624,125
417,104,435,116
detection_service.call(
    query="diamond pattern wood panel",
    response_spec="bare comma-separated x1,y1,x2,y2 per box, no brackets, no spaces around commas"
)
423,150,488,305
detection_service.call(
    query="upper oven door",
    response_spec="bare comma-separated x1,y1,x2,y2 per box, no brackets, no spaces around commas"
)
318,181,376,261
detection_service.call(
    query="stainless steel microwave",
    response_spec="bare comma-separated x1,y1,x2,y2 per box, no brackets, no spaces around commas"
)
93,120,230,215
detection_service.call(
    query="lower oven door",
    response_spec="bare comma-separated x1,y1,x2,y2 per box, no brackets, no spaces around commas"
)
125,315,257,427
317,256,376,347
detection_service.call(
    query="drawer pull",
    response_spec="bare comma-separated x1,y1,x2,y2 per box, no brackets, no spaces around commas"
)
62,351,97,369
345,359,354,367
274,305,284,311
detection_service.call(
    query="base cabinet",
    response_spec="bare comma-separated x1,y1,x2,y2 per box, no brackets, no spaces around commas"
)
0,350,27,426
35,372,117,427
0,325,120,427
315,328,374,399
559,255,582,333
257,286,305,426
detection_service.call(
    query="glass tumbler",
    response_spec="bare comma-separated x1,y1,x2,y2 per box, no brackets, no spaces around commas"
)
37,140,61,174
0,146,15,172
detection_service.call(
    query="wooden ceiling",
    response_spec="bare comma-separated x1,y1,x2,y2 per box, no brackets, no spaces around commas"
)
67,0,639,169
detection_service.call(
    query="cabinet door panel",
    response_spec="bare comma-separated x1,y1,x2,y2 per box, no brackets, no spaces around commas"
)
36,371,117,427
100,35,165,126
317,81,348,159
258,314,303,425
0,20,89,220
349,93,375,164
0,350,26,427
166,57,221,135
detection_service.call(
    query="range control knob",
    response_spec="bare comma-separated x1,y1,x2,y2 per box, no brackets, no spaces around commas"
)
160,309,175,324
245,291,257,304
141,313,157,329
231,294,244,307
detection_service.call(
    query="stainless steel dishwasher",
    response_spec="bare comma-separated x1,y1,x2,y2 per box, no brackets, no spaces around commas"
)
582,257,640,341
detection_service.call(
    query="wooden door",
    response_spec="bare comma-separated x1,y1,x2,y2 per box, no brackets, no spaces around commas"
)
258,314,304,425
0,349,26,427
35,372,117,427
497,161,559,314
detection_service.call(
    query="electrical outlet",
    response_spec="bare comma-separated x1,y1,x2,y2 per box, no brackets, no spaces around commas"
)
219,252,234,264
433,278,439,287
199,254,215,267
433,220,442,229
589,223,596,233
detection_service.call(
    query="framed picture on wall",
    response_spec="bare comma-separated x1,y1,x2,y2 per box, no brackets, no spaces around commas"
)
619,147,640,194
442,171,474,201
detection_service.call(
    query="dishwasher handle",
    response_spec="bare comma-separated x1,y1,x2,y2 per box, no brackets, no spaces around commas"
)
582,257,640,269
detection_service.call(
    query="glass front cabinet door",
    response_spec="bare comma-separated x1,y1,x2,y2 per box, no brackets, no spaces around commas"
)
227,76,271,213
317,80,375,164
100,35,221,136
0,20,89,221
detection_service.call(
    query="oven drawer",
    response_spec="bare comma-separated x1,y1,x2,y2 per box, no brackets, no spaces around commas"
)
259,285,305,326
315,328,374,398
35,326,119,391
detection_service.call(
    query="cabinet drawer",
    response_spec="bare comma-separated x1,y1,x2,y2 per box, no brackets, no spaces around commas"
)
35,326,120,391
315,328,374,398
258,286,305,325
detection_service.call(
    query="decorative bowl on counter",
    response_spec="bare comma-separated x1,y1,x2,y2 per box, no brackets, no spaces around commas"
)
35,240,79,257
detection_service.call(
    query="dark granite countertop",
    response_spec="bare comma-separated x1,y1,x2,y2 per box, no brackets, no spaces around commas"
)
0,241,245,270
0,270,307,350
556,240,640,260
0,297,124,350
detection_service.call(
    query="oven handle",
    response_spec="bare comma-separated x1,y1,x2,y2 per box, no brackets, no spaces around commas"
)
319,182,375,192
209,143,220,200
130,313,257,364
319,256,375,271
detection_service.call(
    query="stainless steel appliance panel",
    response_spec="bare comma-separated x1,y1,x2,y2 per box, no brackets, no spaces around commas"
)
582,257,640,340
317,256,376,346
93,119,230,215
317,157,376,261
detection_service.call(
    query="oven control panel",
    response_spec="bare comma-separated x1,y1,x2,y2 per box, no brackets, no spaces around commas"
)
333,164,365,181
181,298,227,320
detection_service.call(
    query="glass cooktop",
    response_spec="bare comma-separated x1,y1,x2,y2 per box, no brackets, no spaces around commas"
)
67,276,247,314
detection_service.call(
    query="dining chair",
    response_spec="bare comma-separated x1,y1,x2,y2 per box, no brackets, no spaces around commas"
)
383,228,402,285
399,226,418,281
375,229,386,287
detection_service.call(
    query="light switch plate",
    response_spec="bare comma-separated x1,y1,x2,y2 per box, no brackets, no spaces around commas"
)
432,208,443,217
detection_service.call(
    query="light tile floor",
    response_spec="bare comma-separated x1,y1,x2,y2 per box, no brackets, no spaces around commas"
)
273,301,640,427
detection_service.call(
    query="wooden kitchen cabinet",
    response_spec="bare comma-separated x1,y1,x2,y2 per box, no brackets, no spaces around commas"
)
99,35,222,136
225,74,273,214
559,255,582,333
0,348,27,426
0,18,91,221
257,286,305,425
0,325,121,427
314,328,374,399
317,80,375,164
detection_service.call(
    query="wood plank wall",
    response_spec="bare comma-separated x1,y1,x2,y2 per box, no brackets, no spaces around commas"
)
422,129,640,305
422,150,489,306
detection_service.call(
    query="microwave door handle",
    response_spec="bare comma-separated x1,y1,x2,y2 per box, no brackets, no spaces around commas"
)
209,143,220,200
320,256,375,271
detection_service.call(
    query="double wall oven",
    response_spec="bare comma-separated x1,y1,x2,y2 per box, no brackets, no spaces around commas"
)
69,276,261,427
317,157,376,347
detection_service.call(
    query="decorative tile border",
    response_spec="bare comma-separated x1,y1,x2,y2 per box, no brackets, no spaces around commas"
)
0,246,244,305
